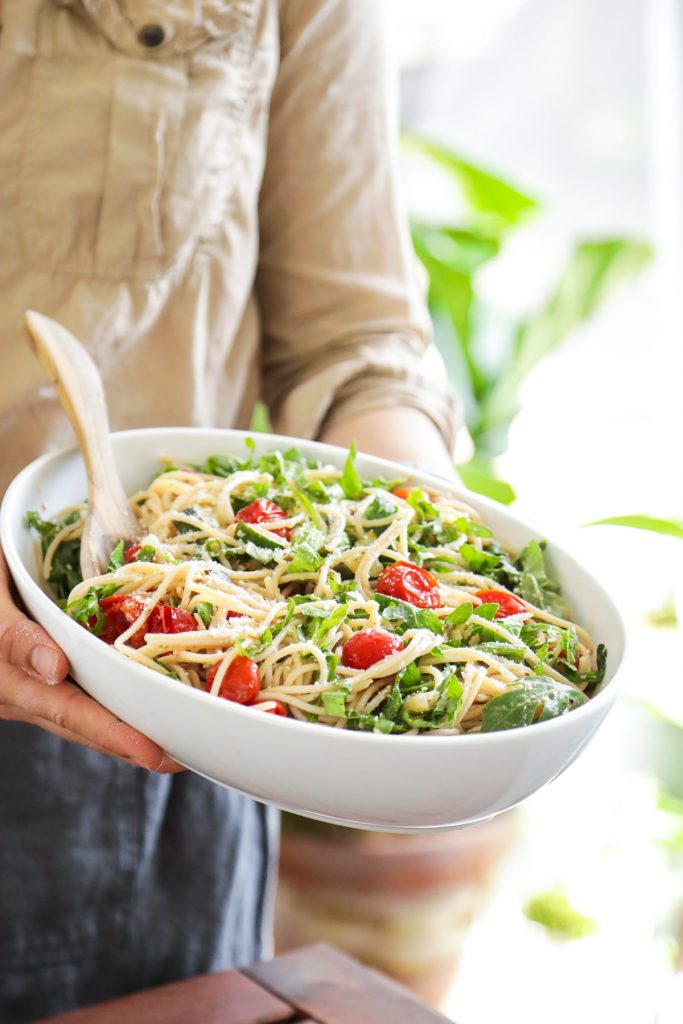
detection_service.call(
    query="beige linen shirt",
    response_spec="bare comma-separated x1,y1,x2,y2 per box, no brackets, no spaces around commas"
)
0,0,457,495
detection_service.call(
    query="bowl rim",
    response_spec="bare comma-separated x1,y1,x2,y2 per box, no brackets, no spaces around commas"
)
0,426,627,750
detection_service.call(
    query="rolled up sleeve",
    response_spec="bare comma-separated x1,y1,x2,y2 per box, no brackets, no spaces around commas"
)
256,0,459,449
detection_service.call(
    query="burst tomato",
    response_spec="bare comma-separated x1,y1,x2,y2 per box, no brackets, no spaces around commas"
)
341,629,405,670
99,595,197,647
473,589,529,618
376,561,440,609
205,655,261,704
123,544,142,564
235,499,290,540
392,486,415,500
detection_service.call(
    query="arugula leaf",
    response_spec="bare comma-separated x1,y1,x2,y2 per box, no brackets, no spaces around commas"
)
313,603,348,646
475,642,528,662
446,602,474,626
203,443,255,477
288,523,325,574
376,594,444,636
562,643,607,692
474,602,499,621
481,677,588,732
407,487,439,522
108,539,125,571
290,485,322,529
459,543,502,574
67,583,120,635
396,661,424,692
340,441,363,500
381,684,404,721
515,540,567,617
452,517,492,538
364,495,398,521
132,544,156,562
195,602,214,627
432,673,464,724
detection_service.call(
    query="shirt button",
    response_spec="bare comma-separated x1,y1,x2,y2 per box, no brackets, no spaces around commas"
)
138,23,166,48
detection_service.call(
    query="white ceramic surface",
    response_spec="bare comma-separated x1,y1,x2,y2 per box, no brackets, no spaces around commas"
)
0,429,626,832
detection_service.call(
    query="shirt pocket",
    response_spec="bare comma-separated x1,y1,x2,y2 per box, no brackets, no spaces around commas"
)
19,1,258,280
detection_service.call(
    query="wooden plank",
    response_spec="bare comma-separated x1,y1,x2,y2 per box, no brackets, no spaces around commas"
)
244,943,455,1024
35,971,297,1024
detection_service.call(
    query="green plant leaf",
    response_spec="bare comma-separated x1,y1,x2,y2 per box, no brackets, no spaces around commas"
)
523,888,596,940
586,515,683,539
249,401,271,434
404,133,539,230
480,239,653,449
481,677,587,732
457,462,516,505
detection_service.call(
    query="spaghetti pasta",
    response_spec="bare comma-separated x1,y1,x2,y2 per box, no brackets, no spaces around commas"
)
27,443,606,734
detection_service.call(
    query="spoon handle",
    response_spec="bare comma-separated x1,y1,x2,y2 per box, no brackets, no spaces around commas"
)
24,310,138,577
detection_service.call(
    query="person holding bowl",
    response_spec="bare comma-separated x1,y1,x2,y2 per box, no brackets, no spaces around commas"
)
0,1,457,1020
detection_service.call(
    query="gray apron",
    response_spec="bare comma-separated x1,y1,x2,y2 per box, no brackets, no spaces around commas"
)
0,722,278,1022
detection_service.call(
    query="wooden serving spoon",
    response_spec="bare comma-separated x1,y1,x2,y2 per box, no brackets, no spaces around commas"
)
24,310,140,579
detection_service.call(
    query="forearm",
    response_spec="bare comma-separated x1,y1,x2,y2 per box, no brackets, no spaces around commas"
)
319,405,457,481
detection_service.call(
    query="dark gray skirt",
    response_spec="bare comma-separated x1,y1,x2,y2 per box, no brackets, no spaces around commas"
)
0,722,279,1023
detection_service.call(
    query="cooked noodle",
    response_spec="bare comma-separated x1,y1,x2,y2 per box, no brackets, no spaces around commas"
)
29,445,605,735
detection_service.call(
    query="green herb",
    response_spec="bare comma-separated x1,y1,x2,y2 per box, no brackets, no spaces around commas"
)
290,485,322,529
381,684,404,720
475,642,527,662
515,540,567,617
66,583,119,635
452,517,492,538
322,688,349,718
195,602,214,627
446,602,474,626
203,439,255,477
376,593,444,636
562,643,607,692
459,543,501,574
340,441,363,500
288,523,325,574
523,889,596,940
396,661,424,692
108,539,125,571
364,495,398,521
474,602,499,620
481,677,588,732
407,487,439,522
432,672,464,724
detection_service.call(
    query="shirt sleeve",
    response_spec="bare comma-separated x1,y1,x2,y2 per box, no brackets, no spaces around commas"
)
256,0,460,449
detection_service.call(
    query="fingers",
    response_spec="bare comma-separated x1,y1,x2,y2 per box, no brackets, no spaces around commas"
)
0,547,70,684
0,664,184,773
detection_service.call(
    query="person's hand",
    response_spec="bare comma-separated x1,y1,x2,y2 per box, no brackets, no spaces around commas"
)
0,548,182,772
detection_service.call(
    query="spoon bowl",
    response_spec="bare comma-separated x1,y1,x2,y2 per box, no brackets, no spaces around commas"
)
23,311,139,577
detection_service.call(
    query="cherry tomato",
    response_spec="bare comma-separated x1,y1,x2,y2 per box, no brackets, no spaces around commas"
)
376,561,440,609
392,486,415,501
147,605,198,635
253,701,289,717
99,594,147,645
99,595,196,647
235,499,291,540
341,629,405,670
123,544,142,564
473,589,529,618
205,655,261,704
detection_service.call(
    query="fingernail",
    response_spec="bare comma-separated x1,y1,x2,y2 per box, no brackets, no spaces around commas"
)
30,645,60,684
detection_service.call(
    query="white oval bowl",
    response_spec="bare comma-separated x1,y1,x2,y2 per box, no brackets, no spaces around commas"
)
0,428,626,833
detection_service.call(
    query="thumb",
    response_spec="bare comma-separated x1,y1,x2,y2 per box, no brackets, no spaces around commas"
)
0,547,70,685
